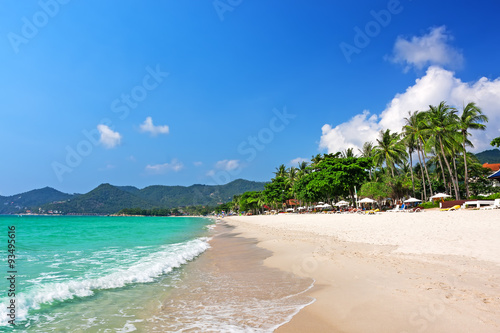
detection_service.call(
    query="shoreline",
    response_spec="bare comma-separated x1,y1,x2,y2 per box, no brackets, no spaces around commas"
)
224,211,500,332
147,221,315,332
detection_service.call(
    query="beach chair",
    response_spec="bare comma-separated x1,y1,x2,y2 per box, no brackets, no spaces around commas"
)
440,205,461,211
480,199,500,210
387,205,400,212
366,208,380,215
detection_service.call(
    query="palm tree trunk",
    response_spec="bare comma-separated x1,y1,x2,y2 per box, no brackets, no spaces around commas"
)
436,154,447,189
409,148,415,197
452,156,460,198
438,137,460,199
416,147,427,201
462,132,470,199
419,139,433,196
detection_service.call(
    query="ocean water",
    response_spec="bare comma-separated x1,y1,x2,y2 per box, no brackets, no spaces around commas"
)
0,215,212,332
0,215,314,332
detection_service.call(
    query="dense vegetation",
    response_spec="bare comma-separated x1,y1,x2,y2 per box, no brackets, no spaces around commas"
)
117,205,214,216
474,149,500,164
27,179,266,215
218,101,499,214
0,187,75,214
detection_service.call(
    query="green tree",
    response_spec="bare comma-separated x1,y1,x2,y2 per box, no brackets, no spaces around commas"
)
373,129,407,178
491,137,500,147
422,102,460,199
358,141,375,180
458,102,488,198
294,154,371,204
263,176,289,210
238,191,263,214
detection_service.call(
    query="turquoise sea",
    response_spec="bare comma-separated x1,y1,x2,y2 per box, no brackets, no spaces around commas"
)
0,215,213,332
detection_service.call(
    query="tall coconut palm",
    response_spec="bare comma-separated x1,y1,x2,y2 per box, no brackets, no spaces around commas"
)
341,148,355,158
422,102,460,199
287,167,298,187
297,161,309,179
274,164,288,178
373,129,407,178
358,141,375,180
402,111,419,197
458,102,488,198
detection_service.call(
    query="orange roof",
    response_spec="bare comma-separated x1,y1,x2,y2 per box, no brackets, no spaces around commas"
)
483,163,500,171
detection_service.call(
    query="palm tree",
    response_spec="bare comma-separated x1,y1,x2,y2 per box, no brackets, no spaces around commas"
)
287,167,298,187
458,102,488,198
311,154,323,166
274,164,288,178
422,102,460,199
402,111,419,197
358,141,375,180
297,161,309,179
373,129,407,178
341,148,355,158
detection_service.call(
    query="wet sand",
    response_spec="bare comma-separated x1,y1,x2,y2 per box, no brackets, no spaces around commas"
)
145,223,314,332
225,210,500,332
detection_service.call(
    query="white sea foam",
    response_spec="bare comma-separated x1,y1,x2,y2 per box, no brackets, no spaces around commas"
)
0,237,210,327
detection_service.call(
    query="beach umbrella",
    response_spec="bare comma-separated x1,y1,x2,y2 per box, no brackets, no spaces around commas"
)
430,193,451,199
335,200,349,206
404,197,422,203
321,203,332,208
487,169,500,180
358,197,376,203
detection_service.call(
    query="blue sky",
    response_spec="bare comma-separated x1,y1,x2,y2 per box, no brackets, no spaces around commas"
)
1,0,500,195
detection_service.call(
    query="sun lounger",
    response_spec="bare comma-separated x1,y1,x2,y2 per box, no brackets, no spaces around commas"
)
387,205,400,212
480,199,500,210
440,205,461,211
366,208,381,215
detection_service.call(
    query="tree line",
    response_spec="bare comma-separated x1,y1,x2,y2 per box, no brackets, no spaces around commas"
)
217,101,500,214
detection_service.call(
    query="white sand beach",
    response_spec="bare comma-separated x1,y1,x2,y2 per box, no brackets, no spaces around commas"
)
223,209,500,332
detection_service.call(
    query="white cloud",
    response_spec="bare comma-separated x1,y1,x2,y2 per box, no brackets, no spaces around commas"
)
290,157,309,166
319,66,500,153
215,159,240,171
193,161,203,167
97,124,122,149
390,26,464,71
145,159,183,174
319,110,380,154
206,159,241,176
139,116,169,136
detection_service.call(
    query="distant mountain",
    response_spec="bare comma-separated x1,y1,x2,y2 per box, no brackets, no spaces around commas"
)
43,183,153,215
0,187,75,214
37,179,266,215
137,179,267,208
475,149,500,164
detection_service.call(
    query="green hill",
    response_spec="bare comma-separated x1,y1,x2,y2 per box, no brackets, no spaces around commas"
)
37,179,266,215
42,183,153,215
0,187,75,214
475,149,500,164
137,179,267,208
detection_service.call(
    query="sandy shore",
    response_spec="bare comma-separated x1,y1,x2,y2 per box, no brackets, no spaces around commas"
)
224,210,500,332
